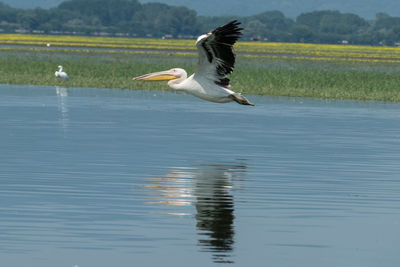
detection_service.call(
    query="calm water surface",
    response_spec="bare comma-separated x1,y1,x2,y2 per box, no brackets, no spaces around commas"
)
1,84,400,267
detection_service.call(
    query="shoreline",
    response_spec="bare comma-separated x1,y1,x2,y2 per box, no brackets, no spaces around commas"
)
1,37,400,102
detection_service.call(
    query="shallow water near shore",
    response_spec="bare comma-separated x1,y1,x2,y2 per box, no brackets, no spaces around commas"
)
1,84,400,267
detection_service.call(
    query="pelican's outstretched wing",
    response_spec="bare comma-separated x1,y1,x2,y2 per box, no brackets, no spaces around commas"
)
195,20,243,88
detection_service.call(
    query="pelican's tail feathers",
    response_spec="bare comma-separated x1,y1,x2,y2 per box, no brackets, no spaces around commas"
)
229,93,254,106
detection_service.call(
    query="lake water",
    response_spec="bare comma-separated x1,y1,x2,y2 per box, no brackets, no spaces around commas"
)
1,84,400,267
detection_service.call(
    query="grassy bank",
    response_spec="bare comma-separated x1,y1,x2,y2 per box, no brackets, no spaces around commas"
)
1,36,400,101
234,61,400,101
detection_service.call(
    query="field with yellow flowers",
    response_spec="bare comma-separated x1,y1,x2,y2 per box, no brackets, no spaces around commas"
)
1,34,400,101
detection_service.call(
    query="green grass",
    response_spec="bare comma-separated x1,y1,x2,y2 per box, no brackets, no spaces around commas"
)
0,50,190,89
1,48,400,101
233,63,400,101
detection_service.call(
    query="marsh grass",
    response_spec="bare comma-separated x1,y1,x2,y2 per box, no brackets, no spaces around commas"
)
0,45,400,101
0,50,194,90
232,56,400,101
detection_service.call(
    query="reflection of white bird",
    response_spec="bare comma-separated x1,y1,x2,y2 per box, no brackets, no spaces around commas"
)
56,86,69,130
132,20,254,106
55,65,69,80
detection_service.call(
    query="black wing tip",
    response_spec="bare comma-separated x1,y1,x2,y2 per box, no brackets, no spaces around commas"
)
214,20,243,36
226,20,243,31
210,20,243,48
224,20,242,28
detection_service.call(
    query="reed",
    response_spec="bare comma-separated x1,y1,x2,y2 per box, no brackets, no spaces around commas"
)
233,57,400,101
0,50,193,89
1,38,400,101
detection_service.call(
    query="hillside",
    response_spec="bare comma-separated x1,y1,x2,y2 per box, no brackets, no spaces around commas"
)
1,0,400,46
3,0,400,18
140,0,400,18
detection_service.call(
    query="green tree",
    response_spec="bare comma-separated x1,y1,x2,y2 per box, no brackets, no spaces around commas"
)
0,2,17,23
59,0,141,26
291,24,314,42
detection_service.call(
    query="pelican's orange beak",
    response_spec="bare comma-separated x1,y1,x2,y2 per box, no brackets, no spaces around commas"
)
132,70,179,81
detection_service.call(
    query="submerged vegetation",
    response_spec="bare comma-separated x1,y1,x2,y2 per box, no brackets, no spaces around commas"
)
1,34,400,101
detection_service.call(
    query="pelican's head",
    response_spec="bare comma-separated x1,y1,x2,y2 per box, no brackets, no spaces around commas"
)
132,68,187,82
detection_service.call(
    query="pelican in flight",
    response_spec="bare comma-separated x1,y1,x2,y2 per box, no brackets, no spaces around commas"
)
132,20,254,106
55,65,69,80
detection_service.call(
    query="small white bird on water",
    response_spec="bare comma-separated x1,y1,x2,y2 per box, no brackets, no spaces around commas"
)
55,65,69,80
132,20,254,106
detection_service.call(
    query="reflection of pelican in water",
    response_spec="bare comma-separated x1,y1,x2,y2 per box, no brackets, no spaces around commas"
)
194,163,244,264
146,161,247,263
56,86,69,130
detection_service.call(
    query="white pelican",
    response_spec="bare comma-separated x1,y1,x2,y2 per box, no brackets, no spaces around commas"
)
55,65,69,80
132,20,254,106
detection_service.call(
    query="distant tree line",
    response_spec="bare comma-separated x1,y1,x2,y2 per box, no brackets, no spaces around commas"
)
1,0,400,46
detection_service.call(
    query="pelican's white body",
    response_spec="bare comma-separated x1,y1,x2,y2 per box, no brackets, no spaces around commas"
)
55,65,69,80
168,69,235,103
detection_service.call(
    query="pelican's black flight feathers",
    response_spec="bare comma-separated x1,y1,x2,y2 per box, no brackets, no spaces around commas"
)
196,20,243,88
